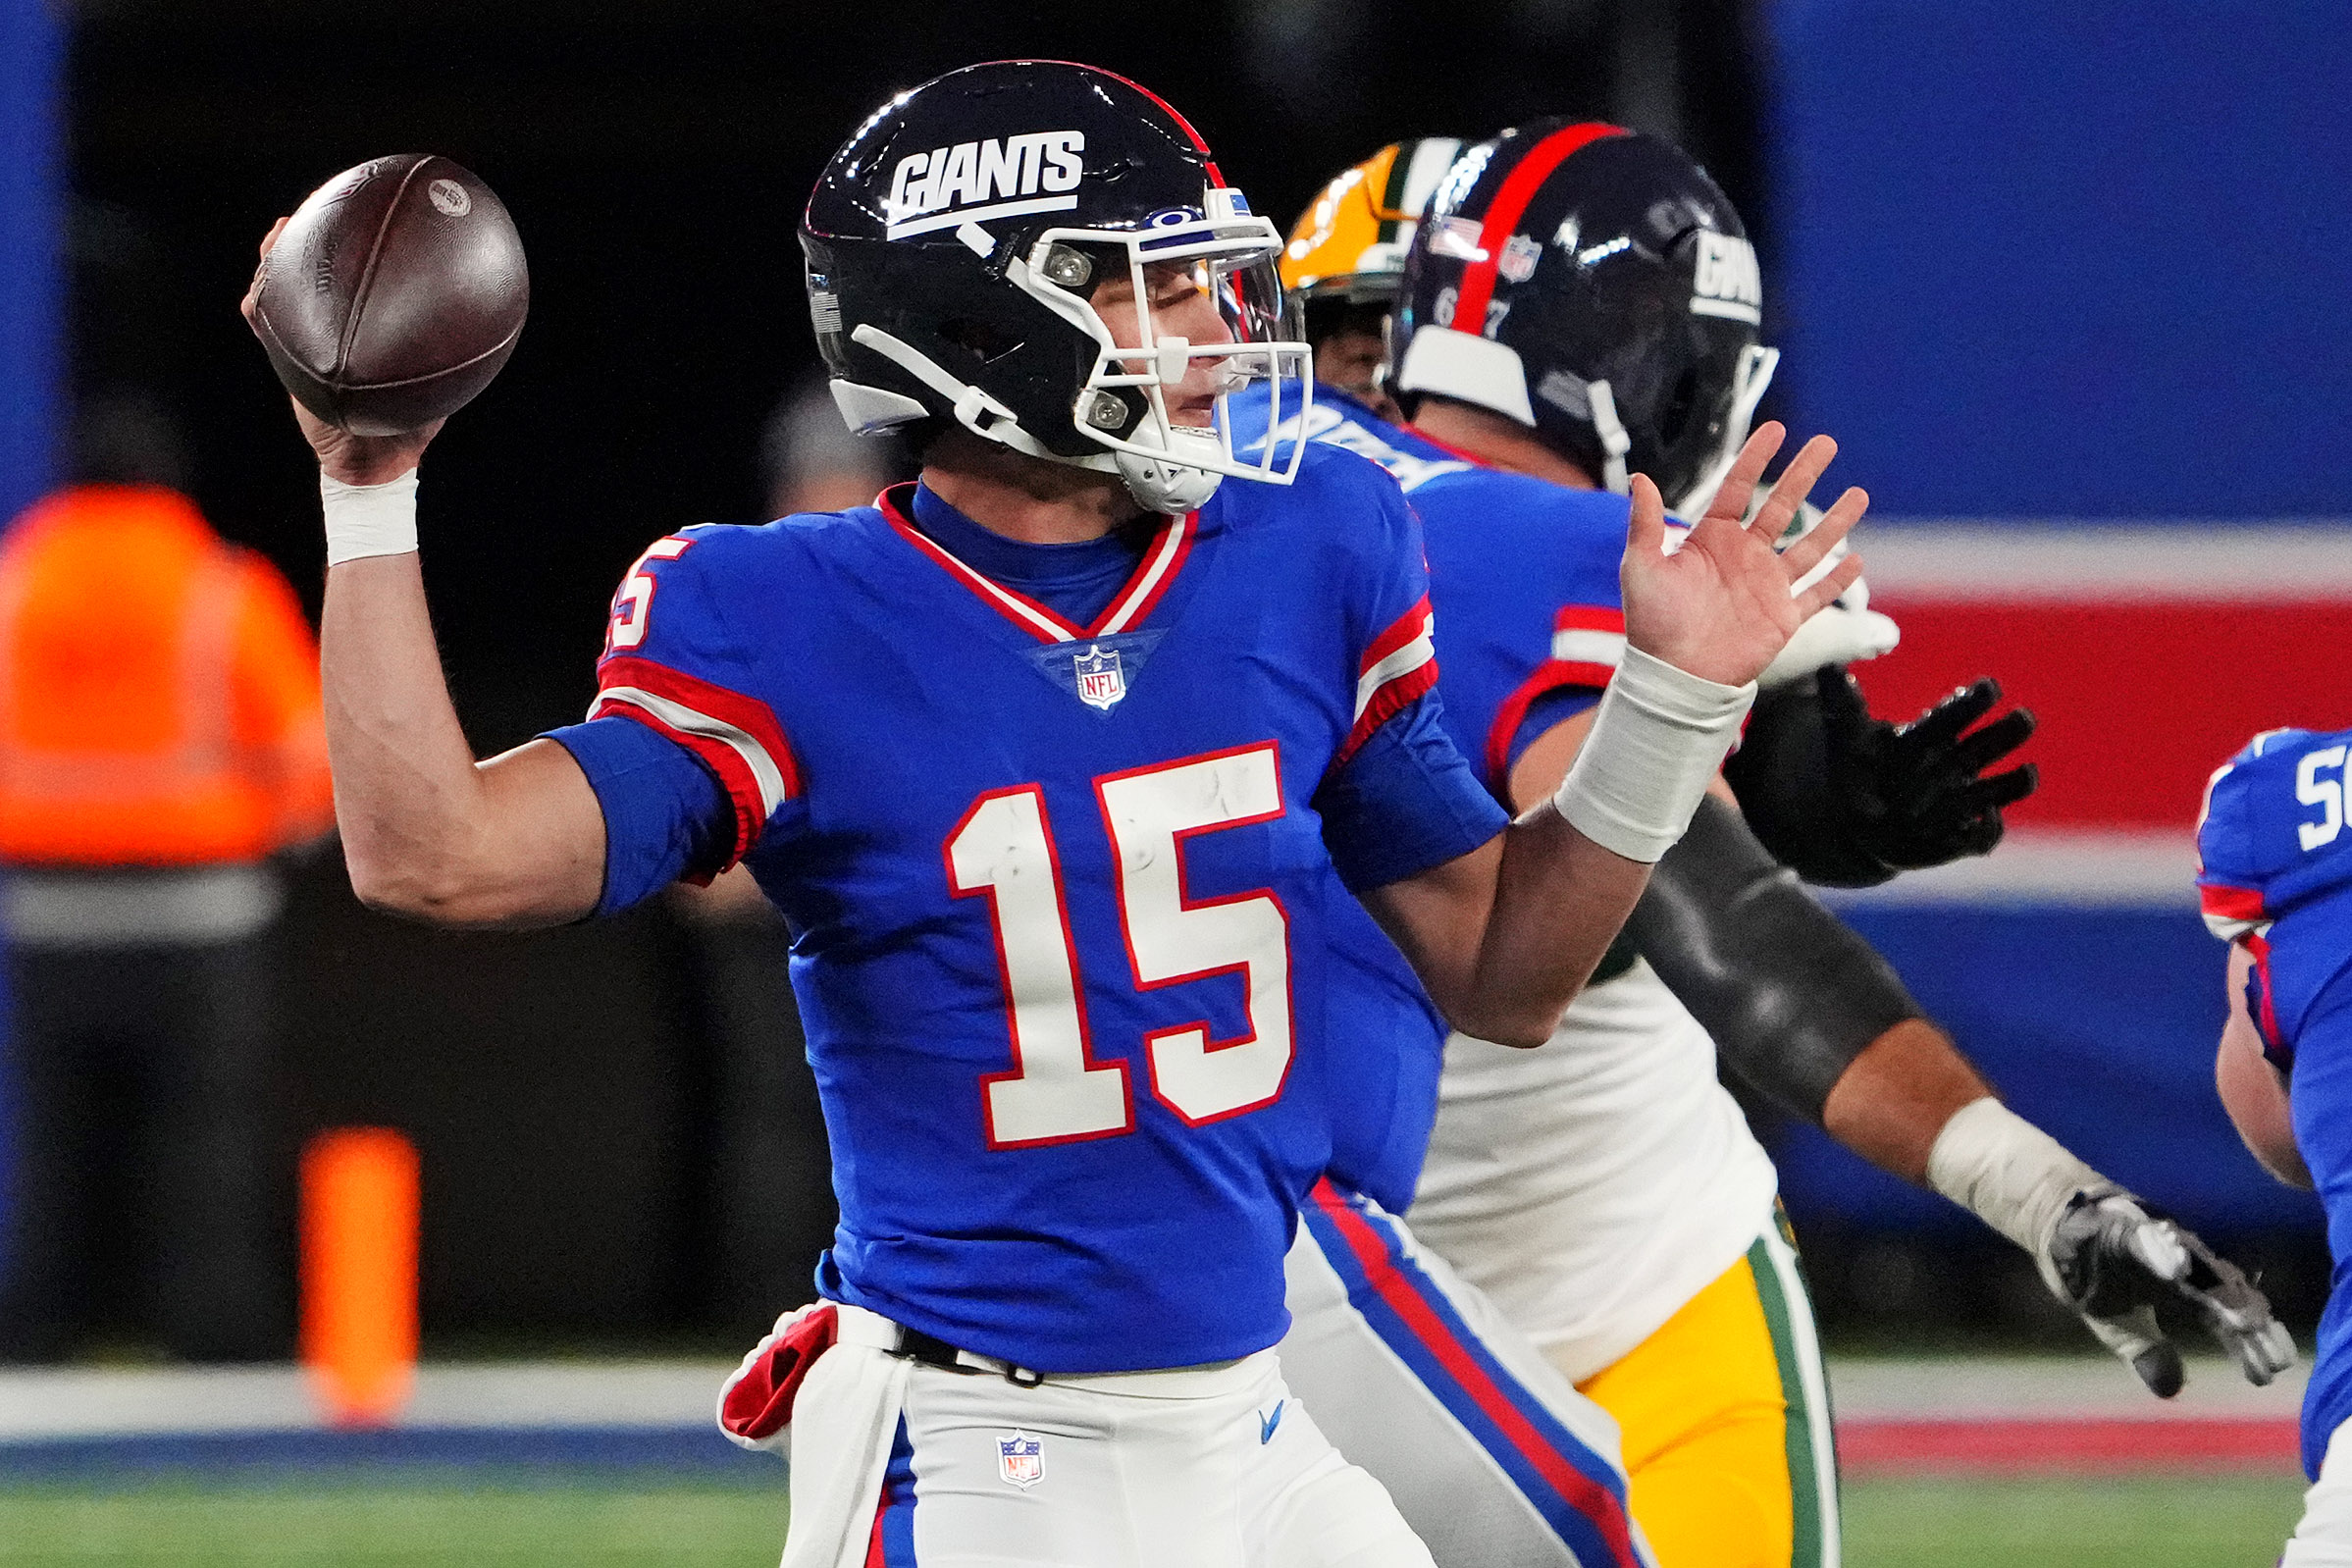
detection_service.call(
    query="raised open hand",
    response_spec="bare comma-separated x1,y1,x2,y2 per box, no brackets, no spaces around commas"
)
1622,423,1867,688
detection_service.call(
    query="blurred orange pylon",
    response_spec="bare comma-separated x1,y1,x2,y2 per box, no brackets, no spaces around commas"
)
300,1127,419,1427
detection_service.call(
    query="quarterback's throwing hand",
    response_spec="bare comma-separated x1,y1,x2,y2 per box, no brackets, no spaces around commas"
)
1624,423,1867,688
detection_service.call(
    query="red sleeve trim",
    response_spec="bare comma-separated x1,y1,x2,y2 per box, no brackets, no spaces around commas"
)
1553,604,1625,635
1335,659,1438,769
1484,662,1611,795
595,656,799,792
587,703,763,870
591,656,801,866
1361,595,1435,674
2243,931,2289,1067
2200,883,2267,923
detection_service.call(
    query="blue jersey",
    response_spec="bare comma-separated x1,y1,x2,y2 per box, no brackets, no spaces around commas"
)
2199,725,2352,1477
1230,384,1637,1206
547,445,1506,1373
1229,386,1634,795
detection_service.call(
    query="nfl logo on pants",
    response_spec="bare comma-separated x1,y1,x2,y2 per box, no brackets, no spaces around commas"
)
1073,644,1125,711
998,1430,1044,1489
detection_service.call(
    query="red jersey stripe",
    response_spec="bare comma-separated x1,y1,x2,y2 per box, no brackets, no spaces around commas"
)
1309,1183,1644,1565
595,656,801,801
1555,604,1625,635
2200,883,2266,922
1095,514,1195,636
1361,596,1436,674
877,483,1196,646
1338,658,1438,769
589,699,765,869
1483,661,1610,793
878,486,1084,643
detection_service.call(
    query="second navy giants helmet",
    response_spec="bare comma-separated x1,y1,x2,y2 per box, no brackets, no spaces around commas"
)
1391,121,1778,508
802,61,1311,513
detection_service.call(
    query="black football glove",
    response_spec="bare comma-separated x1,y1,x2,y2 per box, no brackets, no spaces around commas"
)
2041,1184,2297,1397
1726,666,2038,887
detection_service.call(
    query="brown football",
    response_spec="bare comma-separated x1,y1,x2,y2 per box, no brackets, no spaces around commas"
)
248,154,528,437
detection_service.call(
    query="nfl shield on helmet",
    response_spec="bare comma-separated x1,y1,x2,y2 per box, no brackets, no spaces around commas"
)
1390,121,1779,508
802,60,1313,514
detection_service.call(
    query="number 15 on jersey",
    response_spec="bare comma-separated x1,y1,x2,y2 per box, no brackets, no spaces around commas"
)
946,743,1295,1149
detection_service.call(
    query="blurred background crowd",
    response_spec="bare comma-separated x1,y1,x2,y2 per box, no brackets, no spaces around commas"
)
0,0,2346,1373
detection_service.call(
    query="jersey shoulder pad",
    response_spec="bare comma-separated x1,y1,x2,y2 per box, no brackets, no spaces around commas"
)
2197,726,2352,939
1250,441,1418,554
1416,467,1629,600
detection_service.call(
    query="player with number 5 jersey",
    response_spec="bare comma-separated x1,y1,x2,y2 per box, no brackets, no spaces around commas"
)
2202,727,2352,1566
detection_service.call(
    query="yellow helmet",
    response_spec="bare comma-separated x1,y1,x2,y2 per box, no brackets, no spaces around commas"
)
1281,138,1465,306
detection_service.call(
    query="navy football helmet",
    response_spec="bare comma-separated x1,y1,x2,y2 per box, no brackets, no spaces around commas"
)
803,61,1311,513
1391,121,1777,509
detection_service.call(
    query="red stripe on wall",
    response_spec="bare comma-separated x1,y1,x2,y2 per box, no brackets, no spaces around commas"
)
1855,599,2352,829
1838,1417,2298,1475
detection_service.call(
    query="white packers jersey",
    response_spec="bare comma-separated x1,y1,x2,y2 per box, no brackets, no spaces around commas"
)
1406,958,1781,1385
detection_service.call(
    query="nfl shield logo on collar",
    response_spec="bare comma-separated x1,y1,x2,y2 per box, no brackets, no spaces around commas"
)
1072,644,1126,711
998,1430,1044,1489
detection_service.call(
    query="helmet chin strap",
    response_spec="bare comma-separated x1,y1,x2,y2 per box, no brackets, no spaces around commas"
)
1667,344,1781,520
849,322,1222,514
1112,422,1225,514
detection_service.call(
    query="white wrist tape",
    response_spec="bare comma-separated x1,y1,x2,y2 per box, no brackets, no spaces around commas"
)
1552,645,1755,862
320,469,420,566
1926,1095,2105,1256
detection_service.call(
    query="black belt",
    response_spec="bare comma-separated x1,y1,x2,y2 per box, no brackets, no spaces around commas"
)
893,1325,1044,1387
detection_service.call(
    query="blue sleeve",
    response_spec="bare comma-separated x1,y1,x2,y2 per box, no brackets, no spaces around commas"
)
1315,690,1510,894
2198,733,2285,940
585,527,807,873
2199,742,2268,886
545,715,735,916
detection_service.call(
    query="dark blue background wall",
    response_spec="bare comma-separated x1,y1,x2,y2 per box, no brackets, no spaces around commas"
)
0,0,60,524
1769,1,2352,519
0,0,62,1297
1774,905,2323,1234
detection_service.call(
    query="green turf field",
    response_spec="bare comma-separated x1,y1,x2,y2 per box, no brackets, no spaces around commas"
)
0,1480,784,1568
1843,1475,2304,1566
0,1472,2309,1566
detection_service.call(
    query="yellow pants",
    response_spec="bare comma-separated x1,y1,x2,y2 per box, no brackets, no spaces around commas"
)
1568,1227,1840,1568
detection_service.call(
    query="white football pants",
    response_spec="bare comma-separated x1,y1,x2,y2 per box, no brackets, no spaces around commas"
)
2286,1421,2352,1565
850,1338,1434,1568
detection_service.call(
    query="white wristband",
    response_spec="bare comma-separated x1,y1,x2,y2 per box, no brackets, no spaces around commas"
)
1551,645,1755,862
1925,1096,2105,1257
320,469,420,566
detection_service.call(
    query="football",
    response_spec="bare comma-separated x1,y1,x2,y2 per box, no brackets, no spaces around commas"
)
247,153,528,437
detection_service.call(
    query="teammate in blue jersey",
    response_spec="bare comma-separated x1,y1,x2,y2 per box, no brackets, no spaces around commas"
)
1239,127,2293,1568
2203,727,2352,1566
244,63,1868,1568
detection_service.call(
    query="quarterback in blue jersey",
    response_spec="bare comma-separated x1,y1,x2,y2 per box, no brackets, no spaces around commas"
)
1240,128,2292,1568
2203,727,2352,1565
245,63,1868,1568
